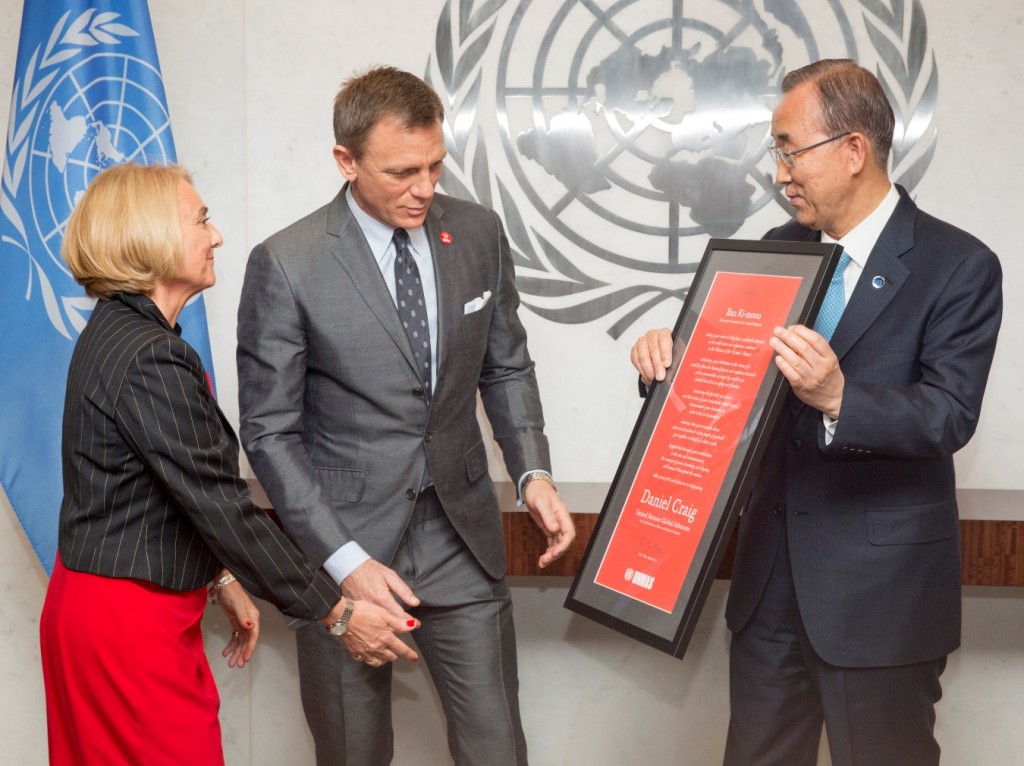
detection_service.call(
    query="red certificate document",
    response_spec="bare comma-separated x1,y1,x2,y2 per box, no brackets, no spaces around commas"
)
567,238,842,658
594,272,802,611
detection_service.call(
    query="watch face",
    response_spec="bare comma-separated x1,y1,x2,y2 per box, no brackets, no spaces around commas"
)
328,601,354,636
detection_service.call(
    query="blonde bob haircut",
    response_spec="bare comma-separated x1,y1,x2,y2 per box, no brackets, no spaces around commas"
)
62,162,192,300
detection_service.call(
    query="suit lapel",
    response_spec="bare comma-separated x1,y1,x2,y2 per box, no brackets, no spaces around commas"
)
828,190,915,361
424,199,457,389
780,188,916,418
326,189,420,374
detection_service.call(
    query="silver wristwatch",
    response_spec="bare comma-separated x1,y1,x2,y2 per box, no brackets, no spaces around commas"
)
326,598,356,637
521,470,557,493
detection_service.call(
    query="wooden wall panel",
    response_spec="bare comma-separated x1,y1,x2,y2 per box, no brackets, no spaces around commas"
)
505,513,1024,586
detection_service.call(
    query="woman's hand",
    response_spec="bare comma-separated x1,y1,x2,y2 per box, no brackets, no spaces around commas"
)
321,597,419,668
214,575,260,668
340,599,419,667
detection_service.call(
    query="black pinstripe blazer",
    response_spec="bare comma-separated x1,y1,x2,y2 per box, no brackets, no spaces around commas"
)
58,292,338,620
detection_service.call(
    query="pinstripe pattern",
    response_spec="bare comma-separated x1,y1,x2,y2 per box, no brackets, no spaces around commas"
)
58,292,338,620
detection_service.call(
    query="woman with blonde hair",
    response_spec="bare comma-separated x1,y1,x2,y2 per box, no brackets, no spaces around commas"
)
40,163,417,765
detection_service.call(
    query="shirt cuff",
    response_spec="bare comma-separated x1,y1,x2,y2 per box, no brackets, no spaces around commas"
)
322,541,372,585
516,469,553,507
822,413,838,445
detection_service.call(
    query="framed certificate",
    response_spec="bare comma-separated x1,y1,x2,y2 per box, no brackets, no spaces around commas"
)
565,238,844,658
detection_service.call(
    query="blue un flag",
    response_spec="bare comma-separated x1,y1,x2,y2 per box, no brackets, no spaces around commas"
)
0,1,216,572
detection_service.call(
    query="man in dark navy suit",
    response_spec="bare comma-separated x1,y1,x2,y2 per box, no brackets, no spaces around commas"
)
632,59,1002,766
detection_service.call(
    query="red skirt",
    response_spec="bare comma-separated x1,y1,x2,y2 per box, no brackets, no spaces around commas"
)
40,555,224,765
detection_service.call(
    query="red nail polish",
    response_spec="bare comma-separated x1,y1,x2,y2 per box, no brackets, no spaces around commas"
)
406,620,416,628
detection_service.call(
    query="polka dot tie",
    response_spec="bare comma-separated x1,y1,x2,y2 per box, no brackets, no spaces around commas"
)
813,251,852,342
393,228,432,400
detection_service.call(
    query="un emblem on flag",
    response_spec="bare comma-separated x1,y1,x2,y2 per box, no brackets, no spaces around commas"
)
3,9,175,339
33,55,175,267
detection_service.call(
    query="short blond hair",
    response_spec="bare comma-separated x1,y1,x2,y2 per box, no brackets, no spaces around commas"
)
62,163,192,299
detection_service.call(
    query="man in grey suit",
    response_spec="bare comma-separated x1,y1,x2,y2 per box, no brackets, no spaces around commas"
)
632,60,1001,765
237,66,575,766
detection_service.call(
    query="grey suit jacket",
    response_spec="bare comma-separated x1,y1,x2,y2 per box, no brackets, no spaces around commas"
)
725,187,1002,667
237,189,550,579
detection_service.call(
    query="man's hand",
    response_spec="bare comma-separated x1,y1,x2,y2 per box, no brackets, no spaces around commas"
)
342,559,420,621
523,479,575,569
770,324,845,419
334,557,422,668
630,328,674,386
320,597,420,667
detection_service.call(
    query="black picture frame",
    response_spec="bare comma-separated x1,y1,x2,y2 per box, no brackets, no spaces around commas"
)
565,238,844,658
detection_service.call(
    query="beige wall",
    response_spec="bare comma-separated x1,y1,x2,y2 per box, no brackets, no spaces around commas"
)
2,2,1022,764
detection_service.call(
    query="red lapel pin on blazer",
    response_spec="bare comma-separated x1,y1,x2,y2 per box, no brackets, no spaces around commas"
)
439,231,453,246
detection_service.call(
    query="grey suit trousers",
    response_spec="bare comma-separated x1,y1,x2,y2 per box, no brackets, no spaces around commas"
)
296,489,527,766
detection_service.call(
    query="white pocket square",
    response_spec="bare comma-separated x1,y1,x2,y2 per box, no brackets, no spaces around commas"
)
463,290,492,315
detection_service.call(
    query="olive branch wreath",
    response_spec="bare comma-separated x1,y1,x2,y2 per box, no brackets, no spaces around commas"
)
2,9,138,339
860,0,938,192
427,0,936,338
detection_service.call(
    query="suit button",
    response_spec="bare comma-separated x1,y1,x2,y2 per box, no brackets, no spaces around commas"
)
412,387,424,398
790,438,802,450
772,504,784,517
406,489,417,501
425,431,434,443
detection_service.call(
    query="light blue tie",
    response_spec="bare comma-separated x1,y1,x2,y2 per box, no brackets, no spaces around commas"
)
813,251,852,341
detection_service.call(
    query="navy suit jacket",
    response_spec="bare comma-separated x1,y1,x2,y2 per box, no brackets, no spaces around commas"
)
725,187,1002,667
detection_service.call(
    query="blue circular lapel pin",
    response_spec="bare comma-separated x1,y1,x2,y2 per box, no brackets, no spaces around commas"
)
872,276,885,288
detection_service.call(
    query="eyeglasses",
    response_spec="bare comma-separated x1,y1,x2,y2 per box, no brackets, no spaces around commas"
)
767,131,851,168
